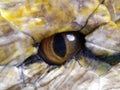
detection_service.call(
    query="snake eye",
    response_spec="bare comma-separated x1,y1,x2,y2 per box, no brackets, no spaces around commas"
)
38,31,85,65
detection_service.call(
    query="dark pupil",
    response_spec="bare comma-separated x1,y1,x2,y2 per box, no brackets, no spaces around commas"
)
53,34,66,57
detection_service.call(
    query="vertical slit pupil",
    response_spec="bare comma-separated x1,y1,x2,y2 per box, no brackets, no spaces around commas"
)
53,34,66,57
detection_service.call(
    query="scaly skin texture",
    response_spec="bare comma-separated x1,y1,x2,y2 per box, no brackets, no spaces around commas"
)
0,0,120,90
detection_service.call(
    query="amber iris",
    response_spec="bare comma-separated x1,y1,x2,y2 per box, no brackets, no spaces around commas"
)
38,32,85,65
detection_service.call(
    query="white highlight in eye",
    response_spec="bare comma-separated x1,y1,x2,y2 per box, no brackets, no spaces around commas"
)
66,35,75,41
